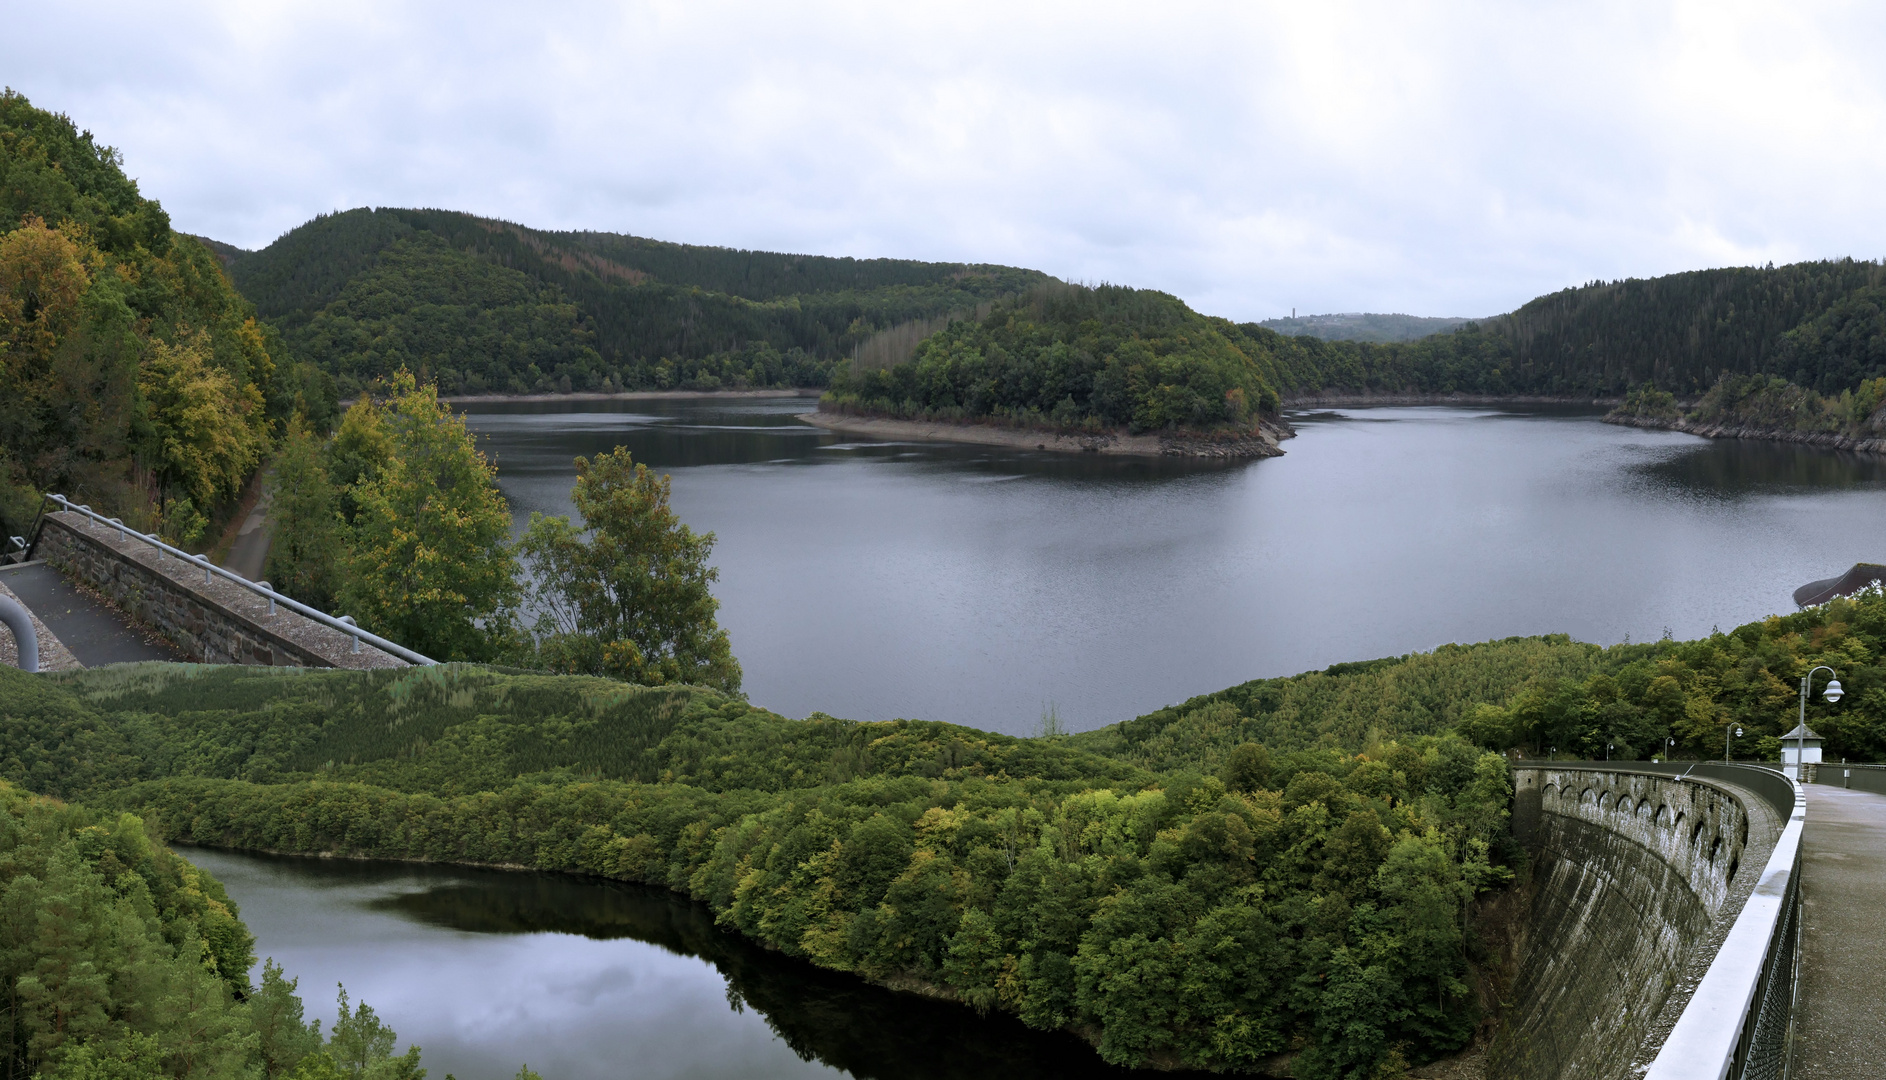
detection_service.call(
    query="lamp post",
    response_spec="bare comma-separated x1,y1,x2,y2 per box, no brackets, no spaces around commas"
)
1795,665,1843,780
1723,724,1743,762
1666,736,1676,762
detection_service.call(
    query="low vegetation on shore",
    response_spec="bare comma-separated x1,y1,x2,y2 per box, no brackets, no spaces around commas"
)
1607,375,1886,444
1080,587,1886,766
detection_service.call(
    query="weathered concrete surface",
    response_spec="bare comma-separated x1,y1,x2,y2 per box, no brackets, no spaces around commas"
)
1809,762,1886,798
1494,767,1779,1080
0,572,84,671
35,512,404,669
0,561,176,666
1792,784,1886,1080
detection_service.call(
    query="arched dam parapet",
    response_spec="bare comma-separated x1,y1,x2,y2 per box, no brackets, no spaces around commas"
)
1492,765,1786,1080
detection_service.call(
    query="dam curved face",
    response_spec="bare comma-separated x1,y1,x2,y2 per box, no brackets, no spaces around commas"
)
1493,767,1779,1080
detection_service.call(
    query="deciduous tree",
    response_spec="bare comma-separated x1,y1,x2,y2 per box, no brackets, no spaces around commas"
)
520,446,740,692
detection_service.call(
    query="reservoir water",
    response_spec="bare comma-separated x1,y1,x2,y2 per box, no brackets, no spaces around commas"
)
182,847,1185,1080
189,400,1886,1078
462,397,1886,736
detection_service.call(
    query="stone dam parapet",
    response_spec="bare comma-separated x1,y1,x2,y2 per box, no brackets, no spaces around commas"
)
1491,765,1783,1080
34,512,404,669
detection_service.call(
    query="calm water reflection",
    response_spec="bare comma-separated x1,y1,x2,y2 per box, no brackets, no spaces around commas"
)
462,397,1886,735
184,847,1187,1080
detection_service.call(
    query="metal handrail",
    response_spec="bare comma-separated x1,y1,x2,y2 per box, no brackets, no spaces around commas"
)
1643,763,1805,1080
43,494,436,667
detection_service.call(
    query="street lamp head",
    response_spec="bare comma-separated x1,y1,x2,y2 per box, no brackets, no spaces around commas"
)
1824,679,1844,703
1735,727,1743,737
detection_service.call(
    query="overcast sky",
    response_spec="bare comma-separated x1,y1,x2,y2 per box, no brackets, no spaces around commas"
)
8,1,1886,321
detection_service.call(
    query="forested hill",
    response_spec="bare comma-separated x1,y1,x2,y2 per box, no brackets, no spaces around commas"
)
1255,312,1473,343
218,207,1049,401
1251,259,1886,401
0,91,315,542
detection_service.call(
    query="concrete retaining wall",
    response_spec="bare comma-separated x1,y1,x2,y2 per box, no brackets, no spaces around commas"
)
1810,762,1886,796
1490,766,1780,1080
34,512,403,669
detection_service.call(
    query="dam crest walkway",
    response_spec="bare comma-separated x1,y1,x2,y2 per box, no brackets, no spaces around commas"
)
1791,782,1886,1080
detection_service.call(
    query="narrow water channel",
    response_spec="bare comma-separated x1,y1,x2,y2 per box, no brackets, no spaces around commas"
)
184,847,1190,1080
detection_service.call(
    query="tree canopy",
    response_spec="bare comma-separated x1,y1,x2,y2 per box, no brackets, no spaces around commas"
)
824,283,1285,433
0,780,433,1080
520,447,741,693
337,373,520,661
0,90,322,539
219,207,1050,399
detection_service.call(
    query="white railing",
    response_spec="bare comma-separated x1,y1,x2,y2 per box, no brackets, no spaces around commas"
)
1643,764,1804,1080
42,494,436,667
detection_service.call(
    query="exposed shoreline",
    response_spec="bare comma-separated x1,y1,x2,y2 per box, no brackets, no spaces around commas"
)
443,388,822,405
1602,413,1886,455
1284,392,1624,407
798,409,1291,459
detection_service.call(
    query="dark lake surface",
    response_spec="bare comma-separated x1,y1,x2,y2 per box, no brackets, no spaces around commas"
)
462,396,1886,736
182,847,1183,1080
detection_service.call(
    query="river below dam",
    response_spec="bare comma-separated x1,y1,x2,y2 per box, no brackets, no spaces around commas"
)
462,396,1886,735
181,846,1191,1080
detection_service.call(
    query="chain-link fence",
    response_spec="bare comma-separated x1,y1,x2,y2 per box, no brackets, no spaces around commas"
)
1728,836,1802,1080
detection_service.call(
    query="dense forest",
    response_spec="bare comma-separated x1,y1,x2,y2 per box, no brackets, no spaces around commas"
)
1247,261,1886,434
219,207,1048,400
0,91,326,542
1075,586,1886,767
0,584,1876,1075
823,283,1286,433
0,781,441,1079
1,661,1512,1078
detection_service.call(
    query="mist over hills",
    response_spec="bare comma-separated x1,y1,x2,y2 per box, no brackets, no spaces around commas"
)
1255,312,1475,343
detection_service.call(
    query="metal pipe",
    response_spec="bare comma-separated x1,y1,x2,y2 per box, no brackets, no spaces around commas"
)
42,494,435,666
0,595,39,672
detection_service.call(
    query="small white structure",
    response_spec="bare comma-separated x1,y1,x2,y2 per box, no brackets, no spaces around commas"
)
1780,722,1826,778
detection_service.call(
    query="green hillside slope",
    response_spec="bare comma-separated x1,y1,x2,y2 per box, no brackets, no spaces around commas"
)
1251,259,1886,405
224,208,1049,398
824,282,1286,434
0,91,322,540
0,662,1513,1077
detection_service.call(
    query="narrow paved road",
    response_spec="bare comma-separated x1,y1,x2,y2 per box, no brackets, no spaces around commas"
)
1793,783,1886,1079
223,487,272,581
0,563,179,666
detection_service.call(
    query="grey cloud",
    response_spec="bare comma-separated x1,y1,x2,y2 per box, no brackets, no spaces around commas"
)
6,1,1886,320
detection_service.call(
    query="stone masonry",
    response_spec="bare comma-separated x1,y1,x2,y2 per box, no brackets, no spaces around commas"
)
1491,767,1780,1080
34,512,405,669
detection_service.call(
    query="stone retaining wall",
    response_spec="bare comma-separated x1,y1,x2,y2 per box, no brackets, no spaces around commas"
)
1490,766,1778,1080
34,512,404,669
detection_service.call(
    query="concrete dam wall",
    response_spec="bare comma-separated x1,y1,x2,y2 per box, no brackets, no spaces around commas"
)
1491,765,1785,1079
